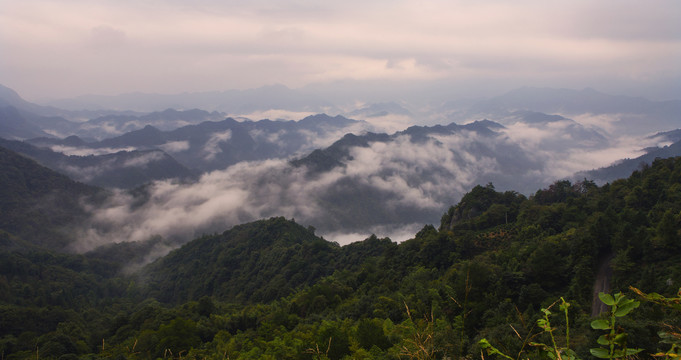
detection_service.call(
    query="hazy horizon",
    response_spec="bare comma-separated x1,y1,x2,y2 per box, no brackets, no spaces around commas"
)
2,0,680,102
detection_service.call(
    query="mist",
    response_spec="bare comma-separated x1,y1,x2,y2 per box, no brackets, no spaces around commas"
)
72,119,661,263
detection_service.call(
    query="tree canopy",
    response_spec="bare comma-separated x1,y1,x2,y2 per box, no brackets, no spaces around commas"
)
1,156,681,359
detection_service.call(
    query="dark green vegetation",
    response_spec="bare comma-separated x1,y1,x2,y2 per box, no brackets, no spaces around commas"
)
1,147,680,358
0,146,103,251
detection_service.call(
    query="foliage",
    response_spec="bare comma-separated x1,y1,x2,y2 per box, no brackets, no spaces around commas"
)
481,298,581,360
2,155,681,358
0,145,103,251
589,292,642,359
631,286,681,358
531,298,581,360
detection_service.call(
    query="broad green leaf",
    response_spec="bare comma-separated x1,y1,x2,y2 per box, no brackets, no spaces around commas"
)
597,335,609,346
591,319,610,330
613,292,625,303
590,348,610,358
614,300,639,317
599,293,615,306
614,333,628,345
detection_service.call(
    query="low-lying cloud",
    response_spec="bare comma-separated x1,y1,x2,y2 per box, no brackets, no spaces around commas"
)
74,122,665,264
360,113,416,134
72,131,512,255
159,140,190,153
58,150,167,183
237,110,318,122
203,130,232,160
122,151,166,167
50,145,139,156
499,118,661,179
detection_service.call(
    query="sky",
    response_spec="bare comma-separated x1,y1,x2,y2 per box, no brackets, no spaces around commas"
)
1,0,680,101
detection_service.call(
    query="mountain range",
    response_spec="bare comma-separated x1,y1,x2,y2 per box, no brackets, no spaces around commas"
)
23,113,369,175
2,83,681,242
1,81,681,358
455,86,681,135
0,138,195,189
1,145,679,358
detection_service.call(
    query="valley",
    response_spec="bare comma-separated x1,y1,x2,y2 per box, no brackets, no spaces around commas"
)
1,84,680,359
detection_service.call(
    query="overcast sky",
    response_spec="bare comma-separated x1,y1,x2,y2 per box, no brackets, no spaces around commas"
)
1,0,680,101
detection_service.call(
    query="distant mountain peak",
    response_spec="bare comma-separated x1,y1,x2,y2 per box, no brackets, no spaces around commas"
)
347,102,412,118
97,124,165,148
142,124,160,131
0,84,25,106
63,135,86,147
511,110,568,123
300,113,335,121
298,113,357,127
468,119,505,129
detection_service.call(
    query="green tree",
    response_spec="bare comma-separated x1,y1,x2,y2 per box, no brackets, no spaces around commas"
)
357,318,391,350
155,318,202,357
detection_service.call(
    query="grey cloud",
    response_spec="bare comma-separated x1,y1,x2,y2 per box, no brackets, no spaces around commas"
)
564,1,681,41
50,145,139,156
74,121,662,263
122,151,165,167
159,140,190,153
4,1,679,100
57,151,169,183
203,130,232,160
88,25,127,49
68,132,506,248
61,162,113,183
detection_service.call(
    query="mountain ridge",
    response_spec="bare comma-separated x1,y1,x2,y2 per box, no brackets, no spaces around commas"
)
36,114,369,173
0,145,103,250
1,144,680,358
0,138,195,189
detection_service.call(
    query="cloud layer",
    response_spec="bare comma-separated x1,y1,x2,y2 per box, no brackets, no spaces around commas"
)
74,120,660,261
2,0,679,100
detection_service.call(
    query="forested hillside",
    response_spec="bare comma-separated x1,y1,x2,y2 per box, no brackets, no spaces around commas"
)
1,157,680,359
0,146,103,250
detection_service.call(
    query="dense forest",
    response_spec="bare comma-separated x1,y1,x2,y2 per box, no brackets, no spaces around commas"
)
1,151,680,359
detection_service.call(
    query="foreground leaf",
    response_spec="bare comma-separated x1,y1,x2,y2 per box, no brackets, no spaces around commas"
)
590,348,610,359
615,299,639,317
591,319,610,330
599,293,616,306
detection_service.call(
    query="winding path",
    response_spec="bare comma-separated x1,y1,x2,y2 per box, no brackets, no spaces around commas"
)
591,253,614,317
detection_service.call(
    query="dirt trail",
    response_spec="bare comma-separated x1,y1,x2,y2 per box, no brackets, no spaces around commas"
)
592,253,614,317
